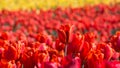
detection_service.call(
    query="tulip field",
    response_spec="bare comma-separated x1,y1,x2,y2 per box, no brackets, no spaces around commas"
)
0,0,120,68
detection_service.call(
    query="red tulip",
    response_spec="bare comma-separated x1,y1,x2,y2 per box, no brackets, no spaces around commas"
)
110,31,120,52
41,62,58,68
97,43,113,60
84,49,105,68
20,53,35,68
61,55,81,68
67,33,84,55
2,45,18,61
36,33,47,43
106,60,120,68
84,32,97,43
111,50,119,60
57,24,73,43
0,32,8,40
80,41,91,62
55,39,65,51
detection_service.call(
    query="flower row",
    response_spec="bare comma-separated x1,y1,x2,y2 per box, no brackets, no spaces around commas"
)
0,0,119,10
0,4,119,41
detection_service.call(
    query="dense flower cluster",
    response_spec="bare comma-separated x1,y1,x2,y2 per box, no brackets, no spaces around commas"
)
0,5,119,68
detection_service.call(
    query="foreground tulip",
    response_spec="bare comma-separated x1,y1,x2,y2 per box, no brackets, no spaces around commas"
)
0,32,8,40
84,32,96,43
110,31,120,52
36,33,47,43
97,43,113,61
55,39,65,51
111,50,119,60
80,41,91,62
57,24,73,56
41,62,58,68
84,49,105,68
57,24,73,44
2,45,18,61
61,55,81,68
67,33,84,55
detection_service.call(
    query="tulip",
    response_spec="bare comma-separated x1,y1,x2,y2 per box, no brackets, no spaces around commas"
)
57,24,73,56
41,62,58,68
97,43,113,61
61,55,81,68
67,33,84,55
84,49,105,68
110,31,120,52
106,60,120,68
57,24,73,43
2,45,18,61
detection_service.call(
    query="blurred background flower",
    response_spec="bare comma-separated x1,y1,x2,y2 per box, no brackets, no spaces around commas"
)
0,0,120,10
